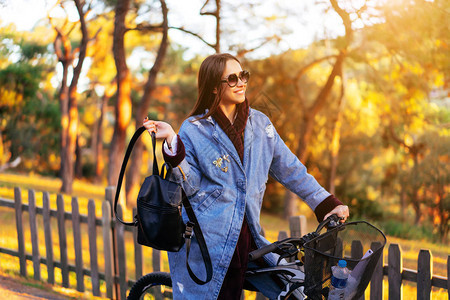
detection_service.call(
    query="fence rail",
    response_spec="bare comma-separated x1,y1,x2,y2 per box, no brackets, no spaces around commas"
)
0,187,448,299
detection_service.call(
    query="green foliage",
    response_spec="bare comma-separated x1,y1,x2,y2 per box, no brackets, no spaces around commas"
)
380,218,436,242
344,191,383,220
0,63,44,98
0,29,59,174
18,41,48,61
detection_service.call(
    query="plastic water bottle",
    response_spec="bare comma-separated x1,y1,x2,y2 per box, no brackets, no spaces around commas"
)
328,259,350,300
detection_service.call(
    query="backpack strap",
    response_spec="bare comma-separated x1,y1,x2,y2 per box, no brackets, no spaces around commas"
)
182,194,213,285
114,126,212,284
113,126,149,226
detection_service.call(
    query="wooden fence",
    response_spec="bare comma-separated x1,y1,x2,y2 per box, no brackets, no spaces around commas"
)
0,186,448,299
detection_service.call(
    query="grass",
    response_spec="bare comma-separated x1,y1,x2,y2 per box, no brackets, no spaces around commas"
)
0,172,448,299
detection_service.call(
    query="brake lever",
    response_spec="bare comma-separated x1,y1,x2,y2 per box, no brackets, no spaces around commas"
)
276,243,300,265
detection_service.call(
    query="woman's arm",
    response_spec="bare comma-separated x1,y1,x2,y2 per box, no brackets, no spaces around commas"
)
268,122,349,222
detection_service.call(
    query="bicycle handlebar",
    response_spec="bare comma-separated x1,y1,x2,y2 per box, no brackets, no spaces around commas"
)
248,214,343,262
315,214,342,233
248,241,279,261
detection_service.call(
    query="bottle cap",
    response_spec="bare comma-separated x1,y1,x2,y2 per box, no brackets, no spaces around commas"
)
338,259,347,268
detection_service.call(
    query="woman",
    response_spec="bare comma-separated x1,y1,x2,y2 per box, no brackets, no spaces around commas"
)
143,53,349,299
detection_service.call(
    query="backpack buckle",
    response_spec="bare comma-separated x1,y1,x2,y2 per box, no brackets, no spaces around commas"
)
184,221,195,239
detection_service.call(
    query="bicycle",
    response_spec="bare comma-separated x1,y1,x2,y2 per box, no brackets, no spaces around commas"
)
127,215,386,300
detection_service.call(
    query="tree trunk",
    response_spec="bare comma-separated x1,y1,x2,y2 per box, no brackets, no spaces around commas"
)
400,183,407,222
108,0,132,187
59,63,70,192
200,0,221,52
94,94,108,184
412,154,421,225
75,133,83,179
327,68,345,194
215,0,221,53
412,192,421,225
60,0,90,194
60,88,79,193
284,52,346,218
283,191,298,219
125,0,169,207
0,129,4,165
283,0,353,219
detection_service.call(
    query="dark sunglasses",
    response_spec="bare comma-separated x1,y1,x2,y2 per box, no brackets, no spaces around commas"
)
220,70,250,87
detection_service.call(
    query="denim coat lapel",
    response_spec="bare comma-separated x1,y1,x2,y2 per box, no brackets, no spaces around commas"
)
243,109,254,170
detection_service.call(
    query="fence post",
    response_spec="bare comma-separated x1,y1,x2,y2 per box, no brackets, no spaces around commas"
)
57,194,69,288
447,256,450,296
14,187,26,277
370,241,383,300
350,240,364,300
28,189,41,281
133,207,143,280
72,197,85,292
87,199,101,297
289,215,307,238
388,243,402,300
116,204,127,300
351,240,363,259
102,200,114,299
42,191,55,284
105,186,120,298
278,231,288,241
417,249,432,300
332,237,342,259
153,250,161,272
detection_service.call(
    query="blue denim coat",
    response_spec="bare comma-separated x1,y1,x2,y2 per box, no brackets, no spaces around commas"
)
167,108,330,299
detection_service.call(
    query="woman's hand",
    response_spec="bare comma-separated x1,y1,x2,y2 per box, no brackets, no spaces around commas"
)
143,117,176,144
323,205,349,222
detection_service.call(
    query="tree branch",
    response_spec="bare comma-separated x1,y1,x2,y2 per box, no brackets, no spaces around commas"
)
235,36,279,57
200,0,218,17
310,51,345,116
126,23,164,33
70,0,89,90
169,26,216,49
294,54,338,81
330,0,353,45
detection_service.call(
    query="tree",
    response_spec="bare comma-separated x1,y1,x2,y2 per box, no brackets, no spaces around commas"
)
50,0,96,194
108,0,133,188
419,130,450,242
170,0,286,57
350,0,449,238
81,9,116,183
125,0,169,206
282,0,355,218
0,25,59,174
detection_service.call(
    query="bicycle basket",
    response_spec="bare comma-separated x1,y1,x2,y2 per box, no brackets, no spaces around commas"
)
303,221,386,300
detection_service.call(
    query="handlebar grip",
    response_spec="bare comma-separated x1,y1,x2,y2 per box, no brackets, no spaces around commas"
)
315,214,343,233
248,242,278,261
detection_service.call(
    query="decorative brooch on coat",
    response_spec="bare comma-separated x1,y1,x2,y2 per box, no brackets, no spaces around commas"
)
213,154,230,173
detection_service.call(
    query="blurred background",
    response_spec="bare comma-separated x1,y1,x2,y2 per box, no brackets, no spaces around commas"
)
0,0,448,279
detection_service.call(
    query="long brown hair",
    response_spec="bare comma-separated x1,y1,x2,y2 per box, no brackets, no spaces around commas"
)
189,53,241,120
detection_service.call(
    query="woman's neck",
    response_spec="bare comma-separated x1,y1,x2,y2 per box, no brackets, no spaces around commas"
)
219,104,237,124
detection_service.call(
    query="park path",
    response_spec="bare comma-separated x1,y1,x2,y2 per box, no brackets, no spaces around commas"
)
0,274,68,300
